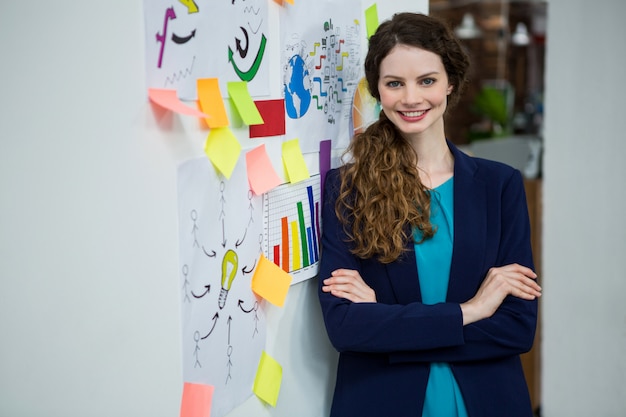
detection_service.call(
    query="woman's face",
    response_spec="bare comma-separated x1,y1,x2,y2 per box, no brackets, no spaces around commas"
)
377,44,452,140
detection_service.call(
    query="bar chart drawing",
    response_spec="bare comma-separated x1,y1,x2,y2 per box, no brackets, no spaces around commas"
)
263,175,321,285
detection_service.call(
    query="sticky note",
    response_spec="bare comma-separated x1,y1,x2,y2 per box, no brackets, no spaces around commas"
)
148,88,209,118
227,81,264,126
252,254,292,307
282,139,310,184
273,0,283,4
285,0,294,4
365,4,379,38
253,351,282,407
249,99,286,138
246,145,282,195
197,78,230,128
180,382,214,417
204,127,241,179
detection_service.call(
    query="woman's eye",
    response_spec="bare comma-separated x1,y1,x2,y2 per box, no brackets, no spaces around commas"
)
387,81,401,88
422,78,435,86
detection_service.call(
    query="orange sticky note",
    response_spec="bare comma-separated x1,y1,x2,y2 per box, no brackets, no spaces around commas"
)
252,254,292,307
253,351,282,407
246,145,282,195
180,382,214,417
197,78,230,128
282,139,310,184
148,88,209,118
204,127,242,179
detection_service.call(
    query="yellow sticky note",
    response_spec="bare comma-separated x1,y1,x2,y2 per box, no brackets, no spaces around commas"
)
180,382,214,417
197,78,230,128
246,144,282,195
253,351,282,407
285,0,294,4
365,4,379,38
252,254,292,307
281,139,310,184
204,127,242,179
227,81,264,126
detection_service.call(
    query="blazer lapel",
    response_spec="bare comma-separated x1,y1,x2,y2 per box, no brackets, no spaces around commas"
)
447,143,488,302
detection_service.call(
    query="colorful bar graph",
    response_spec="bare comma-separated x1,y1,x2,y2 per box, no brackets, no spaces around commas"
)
263,175,322,282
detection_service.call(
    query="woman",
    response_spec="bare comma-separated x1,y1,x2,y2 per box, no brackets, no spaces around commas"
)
318,12,541,417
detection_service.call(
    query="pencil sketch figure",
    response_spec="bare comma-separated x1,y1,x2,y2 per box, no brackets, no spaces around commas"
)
182,264,191,303
193,330,202,368
190,209,200,247
220,181,227,220
252,301,260,337
248,190,255,225
238,299,261,337
226,344,234,385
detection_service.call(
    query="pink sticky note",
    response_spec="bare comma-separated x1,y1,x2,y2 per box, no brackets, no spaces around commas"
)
180,382,214,417
148,88,209,118
246,145,283,195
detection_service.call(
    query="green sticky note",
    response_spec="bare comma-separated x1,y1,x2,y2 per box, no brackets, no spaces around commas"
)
227,81,264,125
365,4,379,38
203,127,242,179
253,351,282,407
281,139,310,184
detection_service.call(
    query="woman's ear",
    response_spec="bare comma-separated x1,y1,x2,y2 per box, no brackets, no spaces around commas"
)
447,85,454,95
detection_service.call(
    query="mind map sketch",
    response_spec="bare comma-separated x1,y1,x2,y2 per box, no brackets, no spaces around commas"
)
177,156,266,417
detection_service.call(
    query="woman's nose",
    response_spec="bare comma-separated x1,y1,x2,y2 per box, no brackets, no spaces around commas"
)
402,86,423,105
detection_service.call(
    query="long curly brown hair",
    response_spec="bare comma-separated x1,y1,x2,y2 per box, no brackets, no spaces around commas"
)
336,13,470,264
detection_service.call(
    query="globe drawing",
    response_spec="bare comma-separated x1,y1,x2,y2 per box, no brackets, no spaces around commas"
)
283,54,312,119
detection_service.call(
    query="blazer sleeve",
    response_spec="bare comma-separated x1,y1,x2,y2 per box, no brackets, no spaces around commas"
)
318,169,465,353
390,167,538,364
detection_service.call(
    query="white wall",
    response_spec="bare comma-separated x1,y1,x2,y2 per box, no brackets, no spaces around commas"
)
0,1,427,417
542,0,626,415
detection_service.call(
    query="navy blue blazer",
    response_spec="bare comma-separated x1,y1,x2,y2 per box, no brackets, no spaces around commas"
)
318,141,537,417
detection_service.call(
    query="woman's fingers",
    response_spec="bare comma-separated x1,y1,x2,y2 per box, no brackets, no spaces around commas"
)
322,269,377,303
486,264,541,296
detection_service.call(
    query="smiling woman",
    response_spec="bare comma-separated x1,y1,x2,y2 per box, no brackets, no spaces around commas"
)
376,44,453,154
318,12,541,417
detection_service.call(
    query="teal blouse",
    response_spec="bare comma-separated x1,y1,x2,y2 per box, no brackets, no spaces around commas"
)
414,178,468,417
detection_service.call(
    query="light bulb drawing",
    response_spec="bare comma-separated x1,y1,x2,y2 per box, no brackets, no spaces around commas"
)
219,249,239,309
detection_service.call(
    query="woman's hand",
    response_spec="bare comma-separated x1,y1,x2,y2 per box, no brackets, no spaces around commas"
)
461,263,541,325
322,269,377,303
